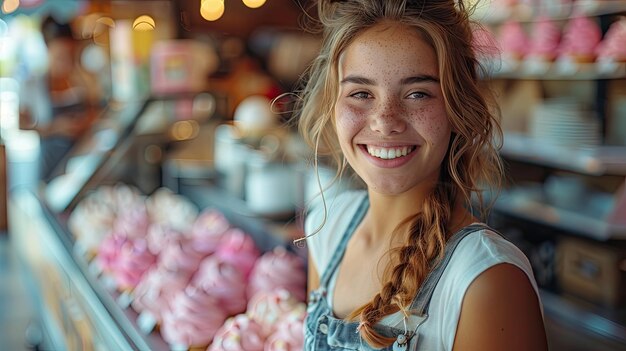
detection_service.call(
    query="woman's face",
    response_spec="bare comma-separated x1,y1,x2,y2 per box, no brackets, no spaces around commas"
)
335,22,451,196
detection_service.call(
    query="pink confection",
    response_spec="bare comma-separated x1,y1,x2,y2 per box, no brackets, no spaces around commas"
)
110,238,157,291
112,202,151,238
190,209,231,254
96,233,127,273
191,256,248,315
208,314,266,351
498,21,529,60
69,196,116,257
146,188,198,233
146,224,184,255
246,289,303,336
596,18,626,62
215,229,260,279
558,16,602,62
265,312,305,351
131,267,189,323
247,247,306,301
160,285,228,348
528,18,561,61
157,236,208,279
99,184,145,214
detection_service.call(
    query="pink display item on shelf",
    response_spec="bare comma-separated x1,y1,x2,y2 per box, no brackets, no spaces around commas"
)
498,21,529,60
68,195,116,257
265,312,306,351
110,237,157,291
146,187,199,233
208,314,266,351
160,285,229,348
528,17,561,61
215,228,261,279
246,289,304,337
596,17,626,62
191,256,248,316
157,236,208,279
247,247,307,302
96,233,127,273
558,16,602,62
131,267,190,324
112,202,151,238
189,209,231,255
146,223,185,256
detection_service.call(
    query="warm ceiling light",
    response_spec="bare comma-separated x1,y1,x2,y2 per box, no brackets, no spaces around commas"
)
200,0,224,22
2,0,20,14
133,15,155,31
242,0,266,9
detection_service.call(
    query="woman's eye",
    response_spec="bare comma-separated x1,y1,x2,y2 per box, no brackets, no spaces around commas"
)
408,91,428,99
349,91,371,99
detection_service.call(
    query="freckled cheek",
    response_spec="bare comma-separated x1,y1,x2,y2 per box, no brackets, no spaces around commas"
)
335,103,367,135
407,110,451,143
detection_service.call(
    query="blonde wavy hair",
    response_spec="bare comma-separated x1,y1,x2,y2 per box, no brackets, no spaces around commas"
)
294,0,504,348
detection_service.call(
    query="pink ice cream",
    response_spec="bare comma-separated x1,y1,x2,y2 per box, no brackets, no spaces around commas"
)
247,247,306,301
498,21,529,60
265,309,306,351
110,237,157,291
215,228,260,279
131,267,189,323
160,285,228,348
558,16,602,61
191,256,248,316
96,233,127,273
146,188,198,233
208,314,266,351
246,289,304,336
190,208,231,254
596,18,626,62
529,18,561,61
112,202,151,238
145,224,185,256
69,195,116,257
157,236,208,279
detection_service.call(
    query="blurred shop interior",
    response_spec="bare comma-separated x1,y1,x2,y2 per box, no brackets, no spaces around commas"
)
0,0,625,350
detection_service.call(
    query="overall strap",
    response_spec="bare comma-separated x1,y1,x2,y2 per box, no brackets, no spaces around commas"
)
319,195,370,288
408,223,499,315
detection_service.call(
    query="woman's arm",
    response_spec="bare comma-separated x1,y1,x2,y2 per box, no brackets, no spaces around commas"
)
452,263,548,351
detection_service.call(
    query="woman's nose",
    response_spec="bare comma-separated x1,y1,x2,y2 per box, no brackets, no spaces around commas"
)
369,99,406,135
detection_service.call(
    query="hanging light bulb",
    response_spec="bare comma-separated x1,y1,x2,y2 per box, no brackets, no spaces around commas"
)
2,0,20,14
200,0,224,22
132,15,156,31
242,0,267,9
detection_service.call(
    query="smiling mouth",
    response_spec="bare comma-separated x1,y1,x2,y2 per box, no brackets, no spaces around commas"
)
364,145,416,160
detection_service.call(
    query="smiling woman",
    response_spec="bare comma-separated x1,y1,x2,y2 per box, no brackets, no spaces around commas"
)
294,1,548,350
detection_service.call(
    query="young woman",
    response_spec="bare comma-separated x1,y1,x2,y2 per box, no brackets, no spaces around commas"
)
295,1,548,350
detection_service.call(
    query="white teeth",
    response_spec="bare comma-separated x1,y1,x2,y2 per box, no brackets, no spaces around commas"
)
366,146,414,160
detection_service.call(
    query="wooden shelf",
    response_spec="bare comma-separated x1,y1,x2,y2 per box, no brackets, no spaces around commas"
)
501,133,626,176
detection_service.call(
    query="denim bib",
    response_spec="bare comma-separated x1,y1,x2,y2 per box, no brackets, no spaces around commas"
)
304,196,494,351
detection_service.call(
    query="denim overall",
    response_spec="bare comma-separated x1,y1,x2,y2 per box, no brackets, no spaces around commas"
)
304,196,495,351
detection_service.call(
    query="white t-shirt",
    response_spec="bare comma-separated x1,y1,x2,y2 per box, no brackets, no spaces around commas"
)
305,190,541,351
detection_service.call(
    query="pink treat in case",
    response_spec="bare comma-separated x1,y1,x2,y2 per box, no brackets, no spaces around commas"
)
498,21,529,60
208,314,266,351
131,267,189,323
160,285,228,348
191,256,248,316
215,228,260,279
247,247,306,301
528,17,561,61
558,16,602,62
112,202,151,238
111,238,157,291
146,224,185,256
265,311,306,351
246,289,304,336
596,17,626,62
96,232,127,273
158,236,208,279
190,208,231,254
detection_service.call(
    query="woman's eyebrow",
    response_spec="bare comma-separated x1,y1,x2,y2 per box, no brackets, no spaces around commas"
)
401,75,440,84
340,75,375,85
